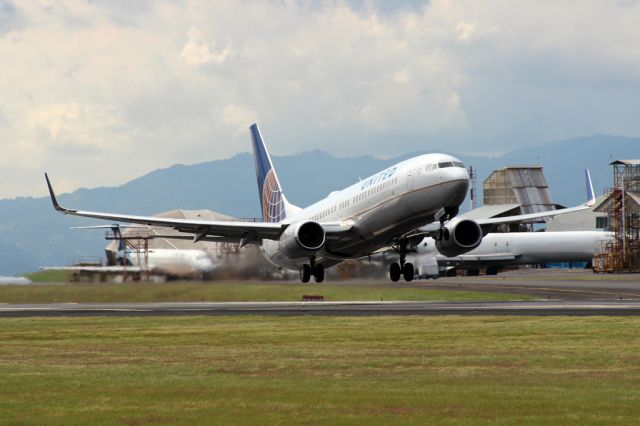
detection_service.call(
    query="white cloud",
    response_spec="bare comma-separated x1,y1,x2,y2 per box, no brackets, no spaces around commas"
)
220,104,258,134
455,21,476,41
180,29,233,66
0,0,639,198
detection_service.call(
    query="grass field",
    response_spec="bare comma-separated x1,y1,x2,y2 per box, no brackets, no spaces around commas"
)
0,281,535,304
1,315,639,425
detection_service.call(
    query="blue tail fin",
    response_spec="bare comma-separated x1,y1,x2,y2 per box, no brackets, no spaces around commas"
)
250,123,295,223
585,169,596,206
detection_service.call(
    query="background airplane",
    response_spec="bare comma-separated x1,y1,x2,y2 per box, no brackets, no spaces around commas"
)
410,230,613,278
42,224,215,280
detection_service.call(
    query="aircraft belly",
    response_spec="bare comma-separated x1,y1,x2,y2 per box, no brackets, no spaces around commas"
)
328,200,441,258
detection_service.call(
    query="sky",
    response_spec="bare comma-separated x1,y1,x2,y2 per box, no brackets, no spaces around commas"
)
1,0,639,199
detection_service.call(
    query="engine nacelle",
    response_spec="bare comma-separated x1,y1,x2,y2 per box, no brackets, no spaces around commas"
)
435,219,483,257
278,220,326,259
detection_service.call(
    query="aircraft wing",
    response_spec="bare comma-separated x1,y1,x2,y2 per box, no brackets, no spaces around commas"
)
473,204,591,227
475,168,596,226
415,169,596,236
45,174,284,243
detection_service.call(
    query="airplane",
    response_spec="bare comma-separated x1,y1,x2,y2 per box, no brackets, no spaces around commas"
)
42,224,215,279
409,230,613,278
44,123,595,283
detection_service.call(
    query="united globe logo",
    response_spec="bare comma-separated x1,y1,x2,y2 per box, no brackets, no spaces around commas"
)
261,170,285,223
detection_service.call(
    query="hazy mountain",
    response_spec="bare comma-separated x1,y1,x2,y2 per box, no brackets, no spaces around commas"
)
0,134,637,275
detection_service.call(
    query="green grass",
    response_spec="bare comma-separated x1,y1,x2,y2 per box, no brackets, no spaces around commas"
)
0,316,639,424
23,269,73,283
0,281,534,303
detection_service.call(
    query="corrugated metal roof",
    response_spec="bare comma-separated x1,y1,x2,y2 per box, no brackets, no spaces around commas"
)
594,192,640,212
459,204,521,220
503,165,543,169
610,160,640,165
628,191,640,206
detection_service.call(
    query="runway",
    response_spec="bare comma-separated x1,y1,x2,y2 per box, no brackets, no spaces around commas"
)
2,300,640,317
410,269,640,300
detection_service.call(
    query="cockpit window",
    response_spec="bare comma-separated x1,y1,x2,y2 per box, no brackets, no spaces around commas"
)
425,163,438,172
438,161,465,168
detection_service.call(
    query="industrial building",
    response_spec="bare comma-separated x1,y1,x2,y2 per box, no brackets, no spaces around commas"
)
483,165,556,213
546,194,609,232
461,165,561,232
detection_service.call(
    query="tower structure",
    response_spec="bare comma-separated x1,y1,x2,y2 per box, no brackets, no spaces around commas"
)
593,160,640,272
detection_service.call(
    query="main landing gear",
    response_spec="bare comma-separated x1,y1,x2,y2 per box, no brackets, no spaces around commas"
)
389,241,414,282
300,256,325,283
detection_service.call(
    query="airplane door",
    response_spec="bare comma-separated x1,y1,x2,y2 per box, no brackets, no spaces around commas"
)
407,166,421,191
406,168,414,191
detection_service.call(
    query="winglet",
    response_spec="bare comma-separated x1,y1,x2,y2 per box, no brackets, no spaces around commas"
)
585,169,596,207
44,173,76,213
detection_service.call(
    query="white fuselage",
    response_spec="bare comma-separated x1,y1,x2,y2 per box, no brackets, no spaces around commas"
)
123,249,215,276
411,231,613,271
260,153,469,270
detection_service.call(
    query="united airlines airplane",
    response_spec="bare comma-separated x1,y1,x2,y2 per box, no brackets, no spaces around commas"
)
45,124,594,283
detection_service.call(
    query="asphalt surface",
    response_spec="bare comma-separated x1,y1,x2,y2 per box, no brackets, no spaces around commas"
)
1,269,639,317
412,269,640,300
2,300,640,317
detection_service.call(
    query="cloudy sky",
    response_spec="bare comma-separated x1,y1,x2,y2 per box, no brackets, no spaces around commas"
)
1,0,639,198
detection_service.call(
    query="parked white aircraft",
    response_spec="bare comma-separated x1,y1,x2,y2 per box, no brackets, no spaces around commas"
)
42,224,215,279
45,123,594,283
410,230,613,278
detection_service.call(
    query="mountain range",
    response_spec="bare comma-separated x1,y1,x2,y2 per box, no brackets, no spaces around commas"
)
0,134,637,275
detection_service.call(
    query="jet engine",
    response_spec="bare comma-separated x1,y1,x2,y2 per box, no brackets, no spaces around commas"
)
278,220,326,258
435,219,483,257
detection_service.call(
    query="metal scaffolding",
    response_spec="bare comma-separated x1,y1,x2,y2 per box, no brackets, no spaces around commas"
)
593,160,640,273
105,229,152,281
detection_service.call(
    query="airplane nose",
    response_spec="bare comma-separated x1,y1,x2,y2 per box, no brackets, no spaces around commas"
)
442,177,469,207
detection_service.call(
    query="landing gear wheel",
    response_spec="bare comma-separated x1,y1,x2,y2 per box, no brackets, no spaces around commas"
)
402,262,414,282
300,264,311,283
390,262,401,282
314,264,325,283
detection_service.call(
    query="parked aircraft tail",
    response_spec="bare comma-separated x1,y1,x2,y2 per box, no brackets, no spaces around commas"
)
250,123,299,222
585,169,596,207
